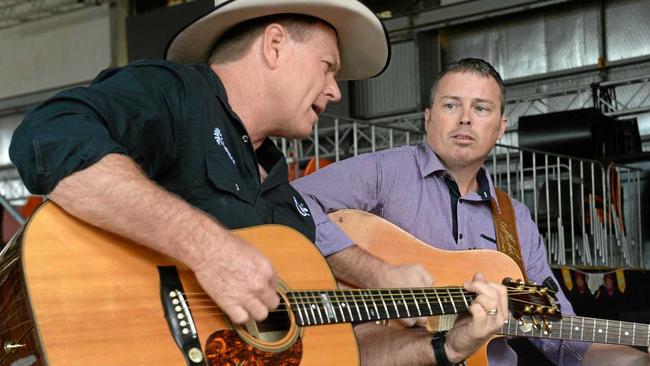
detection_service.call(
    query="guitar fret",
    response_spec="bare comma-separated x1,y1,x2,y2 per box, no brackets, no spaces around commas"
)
632,323,636,345
446,288,457,313
379,290,390,319
370,290,381,320
350,290,362,321
330,291,345,323
309,292,324,325
389,290,401,318
605,319,609,343
342,290,355,322
580,317,585,341
361,291,372,320
291,293,306,325
410,289,422,316
434,289,445,313
290,292,306,325
302,291,315,325
460,290,470,309
421,288,433,316
618,320,622,344
569,317,573,340
399,290,411,317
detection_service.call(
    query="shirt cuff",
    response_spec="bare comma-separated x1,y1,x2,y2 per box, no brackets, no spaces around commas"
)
315,219,355,256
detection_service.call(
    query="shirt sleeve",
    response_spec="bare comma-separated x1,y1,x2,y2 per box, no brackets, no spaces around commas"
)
514,201,591,365
291,152,383,256
9,61,188,194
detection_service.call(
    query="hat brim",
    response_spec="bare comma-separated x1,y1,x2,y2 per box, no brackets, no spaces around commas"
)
165,0,390,80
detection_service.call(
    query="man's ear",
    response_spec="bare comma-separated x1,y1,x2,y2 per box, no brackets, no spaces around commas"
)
262,23,288,69
497,116,508,139
423,108,431,132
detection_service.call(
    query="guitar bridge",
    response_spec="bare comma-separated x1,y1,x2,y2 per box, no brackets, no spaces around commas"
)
158,266,206,366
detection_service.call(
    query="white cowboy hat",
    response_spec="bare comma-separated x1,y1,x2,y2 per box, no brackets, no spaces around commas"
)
165,0,390,80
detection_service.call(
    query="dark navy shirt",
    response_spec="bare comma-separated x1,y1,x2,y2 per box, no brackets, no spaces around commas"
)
10,60,315,240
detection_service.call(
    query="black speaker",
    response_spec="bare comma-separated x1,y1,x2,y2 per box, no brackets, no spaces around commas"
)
518,108,640,160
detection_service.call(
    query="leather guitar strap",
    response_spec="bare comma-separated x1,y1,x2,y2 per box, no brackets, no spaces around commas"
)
490,188,528,281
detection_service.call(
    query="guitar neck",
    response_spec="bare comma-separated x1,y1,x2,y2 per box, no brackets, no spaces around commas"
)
286,287,473,325
502,315,650,347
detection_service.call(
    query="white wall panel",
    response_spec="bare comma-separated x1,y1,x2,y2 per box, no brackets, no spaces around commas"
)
0,4,111,100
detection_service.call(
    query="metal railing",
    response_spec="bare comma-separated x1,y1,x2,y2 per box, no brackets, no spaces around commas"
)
280,116,644,269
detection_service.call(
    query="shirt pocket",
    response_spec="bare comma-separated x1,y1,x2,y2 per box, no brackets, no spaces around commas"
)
204,148,255,204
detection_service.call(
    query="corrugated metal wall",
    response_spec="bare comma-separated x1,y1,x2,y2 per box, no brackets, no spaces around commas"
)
353,41,420,118
442,2,600,80
606,0,650,62
0,4,111,100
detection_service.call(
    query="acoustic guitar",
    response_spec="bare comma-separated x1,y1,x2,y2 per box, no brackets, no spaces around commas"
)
0,202,554,366
329,209,650,365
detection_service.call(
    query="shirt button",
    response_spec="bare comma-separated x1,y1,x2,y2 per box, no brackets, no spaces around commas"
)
241,135,249,143
459,233,464,240
235,183,240,191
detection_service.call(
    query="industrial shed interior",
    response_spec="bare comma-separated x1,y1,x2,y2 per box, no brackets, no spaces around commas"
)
1,1,650,365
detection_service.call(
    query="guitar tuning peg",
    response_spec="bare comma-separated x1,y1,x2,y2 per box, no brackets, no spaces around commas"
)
543,319,552,333
536,305,545,314
526,279,537,286
531,315,541,330
524,305,533,314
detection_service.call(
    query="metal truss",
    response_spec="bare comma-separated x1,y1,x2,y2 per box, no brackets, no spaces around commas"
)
505,74,650,128
0,0,110,30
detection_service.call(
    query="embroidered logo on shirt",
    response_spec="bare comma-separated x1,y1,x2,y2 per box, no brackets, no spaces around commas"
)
293,196,311,217
213,127,236,165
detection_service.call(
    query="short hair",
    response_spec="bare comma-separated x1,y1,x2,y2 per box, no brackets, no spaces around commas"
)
208,14,331,64
429,58,506,115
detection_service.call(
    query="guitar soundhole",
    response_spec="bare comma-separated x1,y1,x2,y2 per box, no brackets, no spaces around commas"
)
253,301,292,342
204,294,302,365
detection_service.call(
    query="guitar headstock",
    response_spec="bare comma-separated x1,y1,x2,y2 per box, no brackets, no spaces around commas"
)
503,278,562,332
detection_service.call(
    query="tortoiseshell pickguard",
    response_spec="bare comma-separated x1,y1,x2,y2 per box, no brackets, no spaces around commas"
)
204,330,302,366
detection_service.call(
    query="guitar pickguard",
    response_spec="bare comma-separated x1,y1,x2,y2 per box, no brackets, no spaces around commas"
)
204,330,302,366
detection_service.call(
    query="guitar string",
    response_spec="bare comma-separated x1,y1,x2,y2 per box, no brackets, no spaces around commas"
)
185,296,554,311
182,290,544,300
507,316,650,340
180,287,555,299
504,320,650,345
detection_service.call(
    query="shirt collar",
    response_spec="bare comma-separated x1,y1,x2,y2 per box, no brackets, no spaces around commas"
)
416,143,497,202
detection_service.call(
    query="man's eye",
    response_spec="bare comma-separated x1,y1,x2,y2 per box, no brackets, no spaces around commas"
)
475,105,489,112
445,103,457,109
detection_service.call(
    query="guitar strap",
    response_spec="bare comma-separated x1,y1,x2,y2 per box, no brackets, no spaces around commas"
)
489,188,528,281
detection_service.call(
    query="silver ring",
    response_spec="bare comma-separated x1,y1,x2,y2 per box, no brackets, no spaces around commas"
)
486,308,498,316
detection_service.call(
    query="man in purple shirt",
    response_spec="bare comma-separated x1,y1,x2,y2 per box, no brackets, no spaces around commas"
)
293,58,649,365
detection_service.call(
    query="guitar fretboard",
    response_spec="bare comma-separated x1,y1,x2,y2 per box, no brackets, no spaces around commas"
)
503,315,650,347
286,288,474,326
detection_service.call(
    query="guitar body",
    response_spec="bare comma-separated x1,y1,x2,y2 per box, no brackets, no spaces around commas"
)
3,202,358,365
329,209,525,366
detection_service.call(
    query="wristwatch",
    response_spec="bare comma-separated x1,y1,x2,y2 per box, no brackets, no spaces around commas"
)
431,331,463,366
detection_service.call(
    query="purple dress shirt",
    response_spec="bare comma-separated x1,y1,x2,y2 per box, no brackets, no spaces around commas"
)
292,143,590,365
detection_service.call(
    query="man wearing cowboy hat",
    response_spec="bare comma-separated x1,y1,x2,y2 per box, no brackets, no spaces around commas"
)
10,0,389,326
